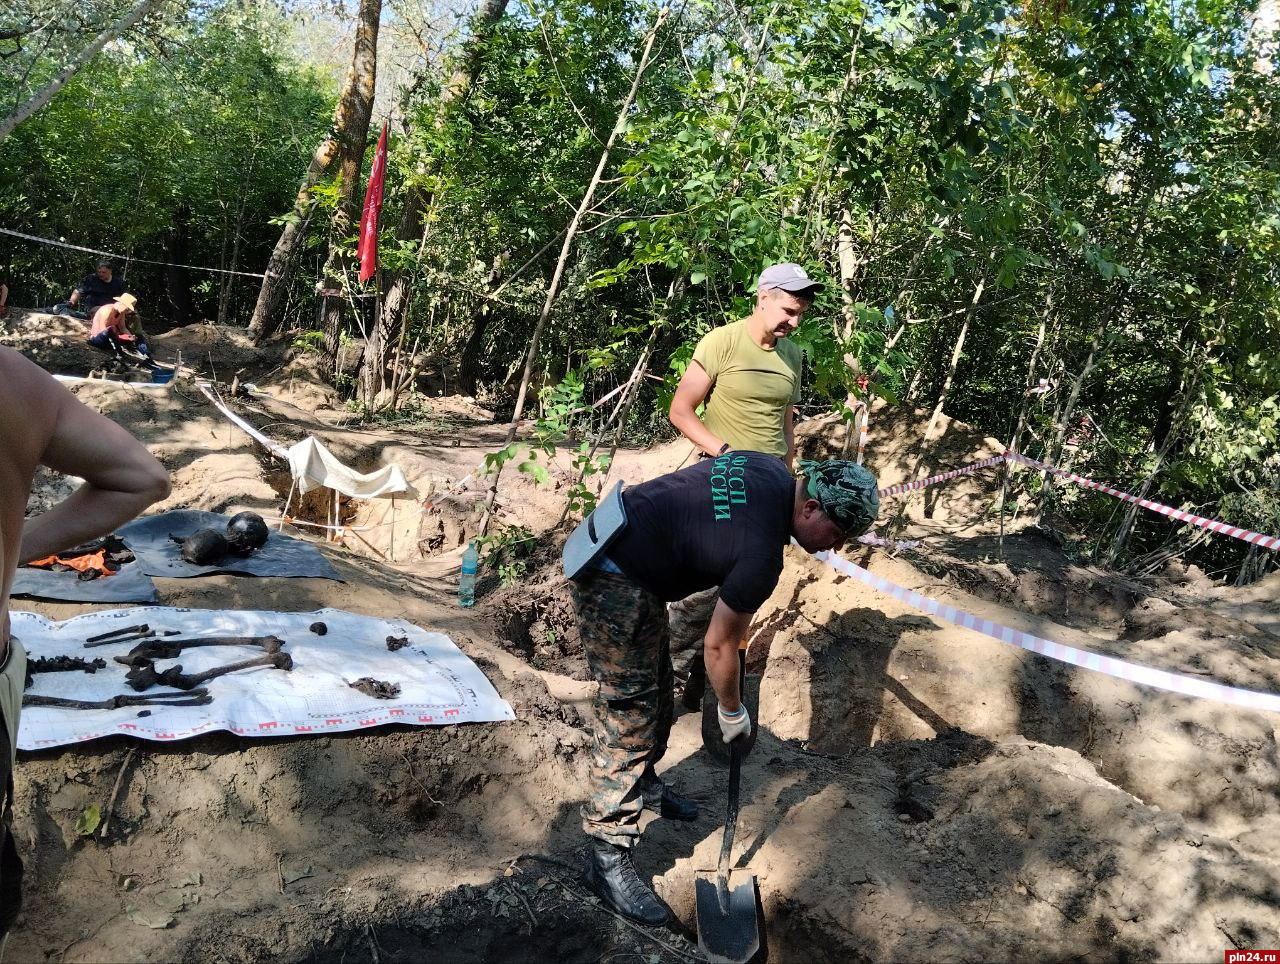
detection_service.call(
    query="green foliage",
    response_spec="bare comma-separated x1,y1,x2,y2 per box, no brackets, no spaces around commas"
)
484,371,586,483
292,330,326,354
480,370,611,520
7,0,1276,576
476,523,537,587
437,0,1275,573
75,803,101,837
567,441,611,519
0,0,332,321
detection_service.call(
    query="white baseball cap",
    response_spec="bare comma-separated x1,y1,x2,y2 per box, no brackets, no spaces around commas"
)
757,262,825,295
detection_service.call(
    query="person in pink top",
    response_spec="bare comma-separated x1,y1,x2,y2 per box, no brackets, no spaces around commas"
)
87,293,149,361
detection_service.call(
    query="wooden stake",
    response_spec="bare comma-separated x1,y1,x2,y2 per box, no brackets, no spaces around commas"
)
99,746,138,840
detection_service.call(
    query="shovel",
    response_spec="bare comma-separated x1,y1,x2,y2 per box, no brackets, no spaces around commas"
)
696,653,760,963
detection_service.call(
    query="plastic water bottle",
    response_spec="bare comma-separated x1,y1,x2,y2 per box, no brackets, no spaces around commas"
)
459,542,479,607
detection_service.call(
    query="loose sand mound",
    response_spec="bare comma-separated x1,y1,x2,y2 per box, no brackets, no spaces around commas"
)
798,399,1008,534
4,328,1280,962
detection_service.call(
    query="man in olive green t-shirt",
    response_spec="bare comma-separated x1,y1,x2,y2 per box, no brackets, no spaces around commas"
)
666,263,824,706
669,262,821,465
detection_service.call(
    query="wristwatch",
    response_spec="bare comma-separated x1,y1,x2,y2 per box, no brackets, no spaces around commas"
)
717,442,731,455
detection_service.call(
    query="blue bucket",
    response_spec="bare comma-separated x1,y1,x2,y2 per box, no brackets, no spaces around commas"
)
151,369,175,385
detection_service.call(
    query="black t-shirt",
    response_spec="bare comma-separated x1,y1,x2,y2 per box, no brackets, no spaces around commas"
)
606,451,795,614
76,273,127,309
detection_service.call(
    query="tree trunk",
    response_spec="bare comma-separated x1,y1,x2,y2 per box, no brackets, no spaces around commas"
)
1236,544,1276,586
1007,288,1055,457
836,206,880,337
1104,412,1185,567
1035,301,1114,517
0,0,162,144
922,278,983,446
218,179,249,326
162,205,194,325
1106,322,1222,566
358,192,428,403
834,205,879,455
907,276,983,522
1252,0,1279,74
478,7,670,536
457,252,508,397
320,0,382,375
247,0,383,344
356,0,511,402
997,290,1054,548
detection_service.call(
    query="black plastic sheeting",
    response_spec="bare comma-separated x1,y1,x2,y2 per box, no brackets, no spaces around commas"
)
10,559,159,603
118,510,342,581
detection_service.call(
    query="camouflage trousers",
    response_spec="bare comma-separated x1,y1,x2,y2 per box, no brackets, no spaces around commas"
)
570,569,674,847
668,585,719,684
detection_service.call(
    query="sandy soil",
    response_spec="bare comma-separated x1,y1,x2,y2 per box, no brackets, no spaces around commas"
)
2,317,1279,962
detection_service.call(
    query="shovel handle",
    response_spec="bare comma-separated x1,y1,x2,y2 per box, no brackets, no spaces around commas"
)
715,652,747,914
715,738,742,911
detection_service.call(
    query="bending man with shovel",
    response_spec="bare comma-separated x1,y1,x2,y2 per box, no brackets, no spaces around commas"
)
564,453,879,924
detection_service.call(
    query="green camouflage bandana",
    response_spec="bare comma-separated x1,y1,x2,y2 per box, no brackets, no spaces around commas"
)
797,460,880,536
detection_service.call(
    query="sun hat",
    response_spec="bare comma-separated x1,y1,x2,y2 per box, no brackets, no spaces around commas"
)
114,293,138,313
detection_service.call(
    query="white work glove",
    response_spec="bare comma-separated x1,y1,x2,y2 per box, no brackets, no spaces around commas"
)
718,703,752,744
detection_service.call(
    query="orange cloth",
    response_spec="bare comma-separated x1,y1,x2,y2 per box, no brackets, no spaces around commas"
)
26,550,115,576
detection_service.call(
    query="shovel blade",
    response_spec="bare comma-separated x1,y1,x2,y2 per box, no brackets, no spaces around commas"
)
695,874,760,964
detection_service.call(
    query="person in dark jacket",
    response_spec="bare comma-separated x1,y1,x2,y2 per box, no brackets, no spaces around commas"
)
567,453,880,924
68,261,127,311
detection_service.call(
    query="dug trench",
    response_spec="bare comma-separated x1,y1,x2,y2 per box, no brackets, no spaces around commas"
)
14,536,1280,963
4,324,1280,960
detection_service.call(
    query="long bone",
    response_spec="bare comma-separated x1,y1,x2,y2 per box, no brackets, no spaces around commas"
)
23,688,213,709
114,635,285,668
126,651,293,692
85,624,148,643
86,628,182,649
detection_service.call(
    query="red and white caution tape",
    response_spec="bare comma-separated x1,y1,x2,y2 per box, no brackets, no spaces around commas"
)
877,454,1006,498
817,548,1280,714
1006,451,1280,552
871,448,1277,553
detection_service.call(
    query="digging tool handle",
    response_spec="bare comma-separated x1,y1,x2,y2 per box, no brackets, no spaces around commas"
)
715,650,748,915
715,737,742,915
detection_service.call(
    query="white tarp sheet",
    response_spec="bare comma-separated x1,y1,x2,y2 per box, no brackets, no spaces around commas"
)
15,606,514,749
286,436,415,499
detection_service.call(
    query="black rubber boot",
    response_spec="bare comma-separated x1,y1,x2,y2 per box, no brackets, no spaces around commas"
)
642,779,699,821
584,839,670,925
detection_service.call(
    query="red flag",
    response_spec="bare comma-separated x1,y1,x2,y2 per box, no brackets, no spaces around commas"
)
356,122,388,283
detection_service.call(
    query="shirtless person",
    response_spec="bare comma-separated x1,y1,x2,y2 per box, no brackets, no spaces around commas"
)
0,347,170,935
87,293,148,362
